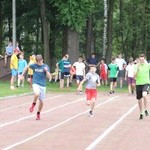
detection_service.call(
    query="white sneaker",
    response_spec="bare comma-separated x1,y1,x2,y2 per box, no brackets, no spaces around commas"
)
10,86,15,90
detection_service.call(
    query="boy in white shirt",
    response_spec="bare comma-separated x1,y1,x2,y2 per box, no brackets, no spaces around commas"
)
125,58,135,95
73,56,85,94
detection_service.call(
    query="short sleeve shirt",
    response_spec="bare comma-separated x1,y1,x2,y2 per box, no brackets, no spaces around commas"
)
85,72,100,89
10,54,18,69
29,63,50,87
134,63,150,85
108,63,119,78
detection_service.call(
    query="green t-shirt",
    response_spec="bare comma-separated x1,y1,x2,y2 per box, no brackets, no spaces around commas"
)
108,63,119,78
58,59,64,72
134,63,150,85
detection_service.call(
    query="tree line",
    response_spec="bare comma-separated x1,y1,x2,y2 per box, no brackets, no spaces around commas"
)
0,0,149,69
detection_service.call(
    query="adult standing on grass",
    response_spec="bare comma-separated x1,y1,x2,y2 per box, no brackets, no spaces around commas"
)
22,54,51,120
10,49,20,90
134,54,150,120
77,66,100,117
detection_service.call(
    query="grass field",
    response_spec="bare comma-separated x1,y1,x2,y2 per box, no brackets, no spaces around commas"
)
0,80,128,98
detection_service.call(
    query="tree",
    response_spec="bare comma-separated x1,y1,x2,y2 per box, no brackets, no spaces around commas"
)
102,0,108,58
40,0,50,66
105,0,114,64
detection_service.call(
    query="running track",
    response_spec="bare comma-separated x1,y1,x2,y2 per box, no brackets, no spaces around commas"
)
0,92,150,150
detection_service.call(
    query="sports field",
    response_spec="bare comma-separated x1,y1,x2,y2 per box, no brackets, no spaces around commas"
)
0,91,150,150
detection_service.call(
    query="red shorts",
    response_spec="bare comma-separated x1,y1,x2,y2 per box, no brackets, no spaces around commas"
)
86,88,97,100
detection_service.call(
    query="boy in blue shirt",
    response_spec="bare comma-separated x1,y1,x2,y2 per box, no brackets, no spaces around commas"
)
22,55,51,120
17,53,27,87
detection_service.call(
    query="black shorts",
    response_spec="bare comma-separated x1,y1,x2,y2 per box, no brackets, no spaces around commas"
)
136,84,150,100
118,70,124,78
109,78,117,82
60,72,70,79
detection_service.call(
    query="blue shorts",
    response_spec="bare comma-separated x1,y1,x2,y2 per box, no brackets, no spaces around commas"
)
76,75,83,81
11,69,18,76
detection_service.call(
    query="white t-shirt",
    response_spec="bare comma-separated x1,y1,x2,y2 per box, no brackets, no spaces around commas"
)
126,64,134,78
73,62,85,76
115,58,126,70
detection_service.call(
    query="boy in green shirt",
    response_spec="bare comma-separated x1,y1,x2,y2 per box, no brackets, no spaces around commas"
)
134,54,150,120
108,57,119,94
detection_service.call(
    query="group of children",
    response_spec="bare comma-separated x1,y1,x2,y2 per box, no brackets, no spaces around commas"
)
4,47,150,120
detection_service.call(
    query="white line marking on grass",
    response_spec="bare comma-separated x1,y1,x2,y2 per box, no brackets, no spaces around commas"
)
0,97,84,128
3,96,118,150
85,104,138,150
0,95,62,112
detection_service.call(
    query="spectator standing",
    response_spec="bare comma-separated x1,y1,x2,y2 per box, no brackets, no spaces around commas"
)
99,59,108,86
27,54,36,86
4,41,13,67
17,53,27,87
86,53,99,67
108,57,119,94
56,55,66,88
125,58,135,95
115,53,126,88
10,49,20,90
73,56,86,94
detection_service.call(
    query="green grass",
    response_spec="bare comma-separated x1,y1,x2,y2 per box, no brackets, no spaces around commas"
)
0,80,128,99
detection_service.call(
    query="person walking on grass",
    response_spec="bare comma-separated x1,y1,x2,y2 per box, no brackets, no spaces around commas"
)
22,54,51,120
77,66,100,117
134,54,150,120
125,58,136,96
108,57,119,94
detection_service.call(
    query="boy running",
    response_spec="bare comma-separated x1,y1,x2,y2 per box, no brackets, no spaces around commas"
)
77,66,100,117
134,54,150,120
22,55,51,120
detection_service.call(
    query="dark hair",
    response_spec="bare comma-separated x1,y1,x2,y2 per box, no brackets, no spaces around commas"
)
139,54,145,58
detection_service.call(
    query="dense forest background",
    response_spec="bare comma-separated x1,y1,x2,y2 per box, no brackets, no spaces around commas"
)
0,0,149,70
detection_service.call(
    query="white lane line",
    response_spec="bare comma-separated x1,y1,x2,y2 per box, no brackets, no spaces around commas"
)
85,104,138,150
0,97,85,128
0,95,62,112
2,96,119,150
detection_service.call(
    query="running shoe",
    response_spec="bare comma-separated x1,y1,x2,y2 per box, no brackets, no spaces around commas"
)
139,114,143,120
88,111,94,117
145,110,149,116
29,104,35,113
36,113,40,120
10,86,15,90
